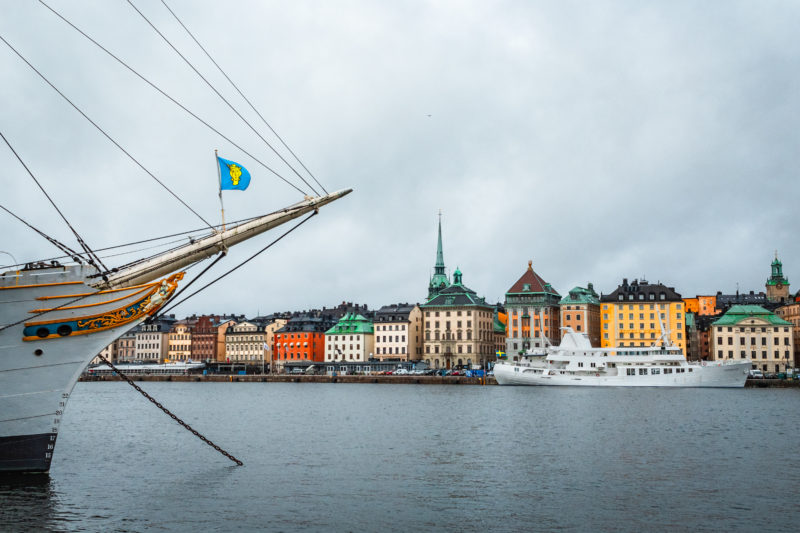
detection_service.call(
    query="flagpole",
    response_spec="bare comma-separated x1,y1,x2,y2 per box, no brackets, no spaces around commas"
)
215,149,226,231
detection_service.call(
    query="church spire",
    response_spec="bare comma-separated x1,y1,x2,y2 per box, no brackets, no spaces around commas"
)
434,210,445,276
428,210,450,300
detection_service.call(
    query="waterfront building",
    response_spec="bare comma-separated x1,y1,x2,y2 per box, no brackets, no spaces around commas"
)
373,303,422,361
215,318,238,362
274,314,337,370
225,320,270,363
710,305,793,373
325,313,375,363
766,253,790,304
190,315,219,362
421,267,497,369
167,319,193,361
559,283,601,347
504,261,561,357
775,297,800,368
91,341,116,366
135,315,175,362
253,314,289,367
600,279,685,352
115,328,138,363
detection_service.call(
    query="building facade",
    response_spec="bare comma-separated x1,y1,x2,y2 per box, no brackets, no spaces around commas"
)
135,316,175,362
505,261,561,357
274,314,337,369
167,320,193,361
710,305,793,373
559,283,601,347
225,320,269,363
600,279,686,352
373,303,422,361
115,328,138,363
421,268,497,369
325,313,375,363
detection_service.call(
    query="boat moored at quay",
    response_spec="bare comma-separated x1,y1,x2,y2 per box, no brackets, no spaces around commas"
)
494,328,750,388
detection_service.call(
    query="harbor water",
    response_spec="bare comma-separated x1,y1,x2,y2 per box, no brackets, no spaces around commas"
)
2,382,799,532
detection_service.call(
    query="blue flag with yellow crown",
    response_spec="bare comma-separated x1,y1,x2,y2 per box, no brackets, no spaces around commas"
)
218,156,251,191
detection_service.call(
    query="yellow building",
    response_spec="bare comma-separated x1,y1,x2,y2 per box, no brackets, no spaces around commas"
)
600,278,686,352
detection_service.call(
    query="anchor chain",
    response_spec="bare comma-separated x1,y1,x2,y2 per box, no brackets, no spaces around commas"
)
98,355,243,466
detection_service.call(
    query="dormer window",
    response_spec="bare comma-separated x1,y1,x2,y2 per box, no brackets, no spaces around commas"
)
523,283,531,291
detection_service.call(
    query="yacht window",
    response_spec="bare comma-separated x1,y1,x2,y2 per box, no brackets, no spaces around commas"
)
639,368,647,375
652,368,661,374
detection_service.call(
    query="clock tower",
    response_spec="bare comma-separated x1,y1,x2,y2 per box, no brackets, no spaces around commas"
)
766,252,790,303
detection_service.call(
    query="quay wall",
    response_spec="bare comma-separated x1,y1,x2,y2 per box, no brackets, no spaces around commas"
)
80,374,496,385
77,375,798,387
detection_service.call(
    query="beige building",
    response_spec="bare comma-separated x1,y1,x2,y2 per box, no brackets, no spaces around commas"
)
421,269,497,369
168,320,193,362
711,305,793,373
225,320,269,363
373,303,422,361
135,317,174,362
215,319,237,362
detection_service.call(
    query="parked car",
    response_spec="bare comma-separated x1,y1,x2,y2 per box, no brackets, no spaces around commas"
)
394,368,410,375
748,369,764,379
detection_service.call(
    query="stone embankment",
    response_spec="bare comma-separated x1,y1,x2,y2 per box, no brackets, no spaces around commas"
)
78,375,799,387
80,374,497,385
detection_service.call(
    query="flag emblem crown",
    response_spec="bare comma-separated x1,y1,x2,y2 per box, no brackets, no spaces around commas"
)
218,156,251,190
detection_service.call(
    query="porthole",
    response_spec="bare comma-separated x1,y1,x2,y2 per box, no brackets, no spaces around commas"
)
36,327,50,338
56,325,72,337
34,349,43,356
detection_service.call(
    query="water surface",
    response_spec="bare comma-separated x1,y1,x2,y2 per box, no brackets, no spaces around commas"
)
2,382,798,531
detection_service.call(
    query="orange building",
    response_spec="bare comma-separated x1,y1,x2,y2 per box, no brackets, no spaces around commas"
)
273,314,337,370
684,296,717,316
560,284,601,347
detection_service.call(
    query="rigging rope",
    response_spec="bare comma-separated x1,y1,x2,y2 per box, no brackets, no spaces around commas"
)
155,211,317,317
0,131,107,273
37,0,310,197
0,33,217,232
159,0,329,195
146,251,227,323
0,202,84,265
128,0,321,196
96,354,243,466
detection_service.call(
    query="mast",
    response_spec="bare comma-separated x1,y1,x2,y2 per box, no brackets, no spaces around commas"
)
94,188,351,289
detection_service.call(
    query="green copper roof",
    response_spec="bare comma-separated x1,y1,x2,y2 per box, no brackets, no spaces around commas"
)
559,284,600,305
711,305,791,326
325,313,374,335
685,312,696,328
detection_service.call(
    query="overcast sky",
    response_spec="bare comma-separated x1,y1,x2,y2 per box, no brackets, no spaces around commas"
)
1,0,798,317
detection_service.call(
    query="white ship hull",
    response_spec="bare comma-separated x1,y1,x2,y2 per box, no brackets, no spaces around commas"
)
0,265,183,472
0,190,350,473
494,360,750,388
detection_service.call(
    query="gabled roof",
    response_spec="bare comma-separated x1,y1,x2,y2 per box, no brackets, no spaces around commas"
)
712,305,791,326
506,261,560,297
422,281,492,308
